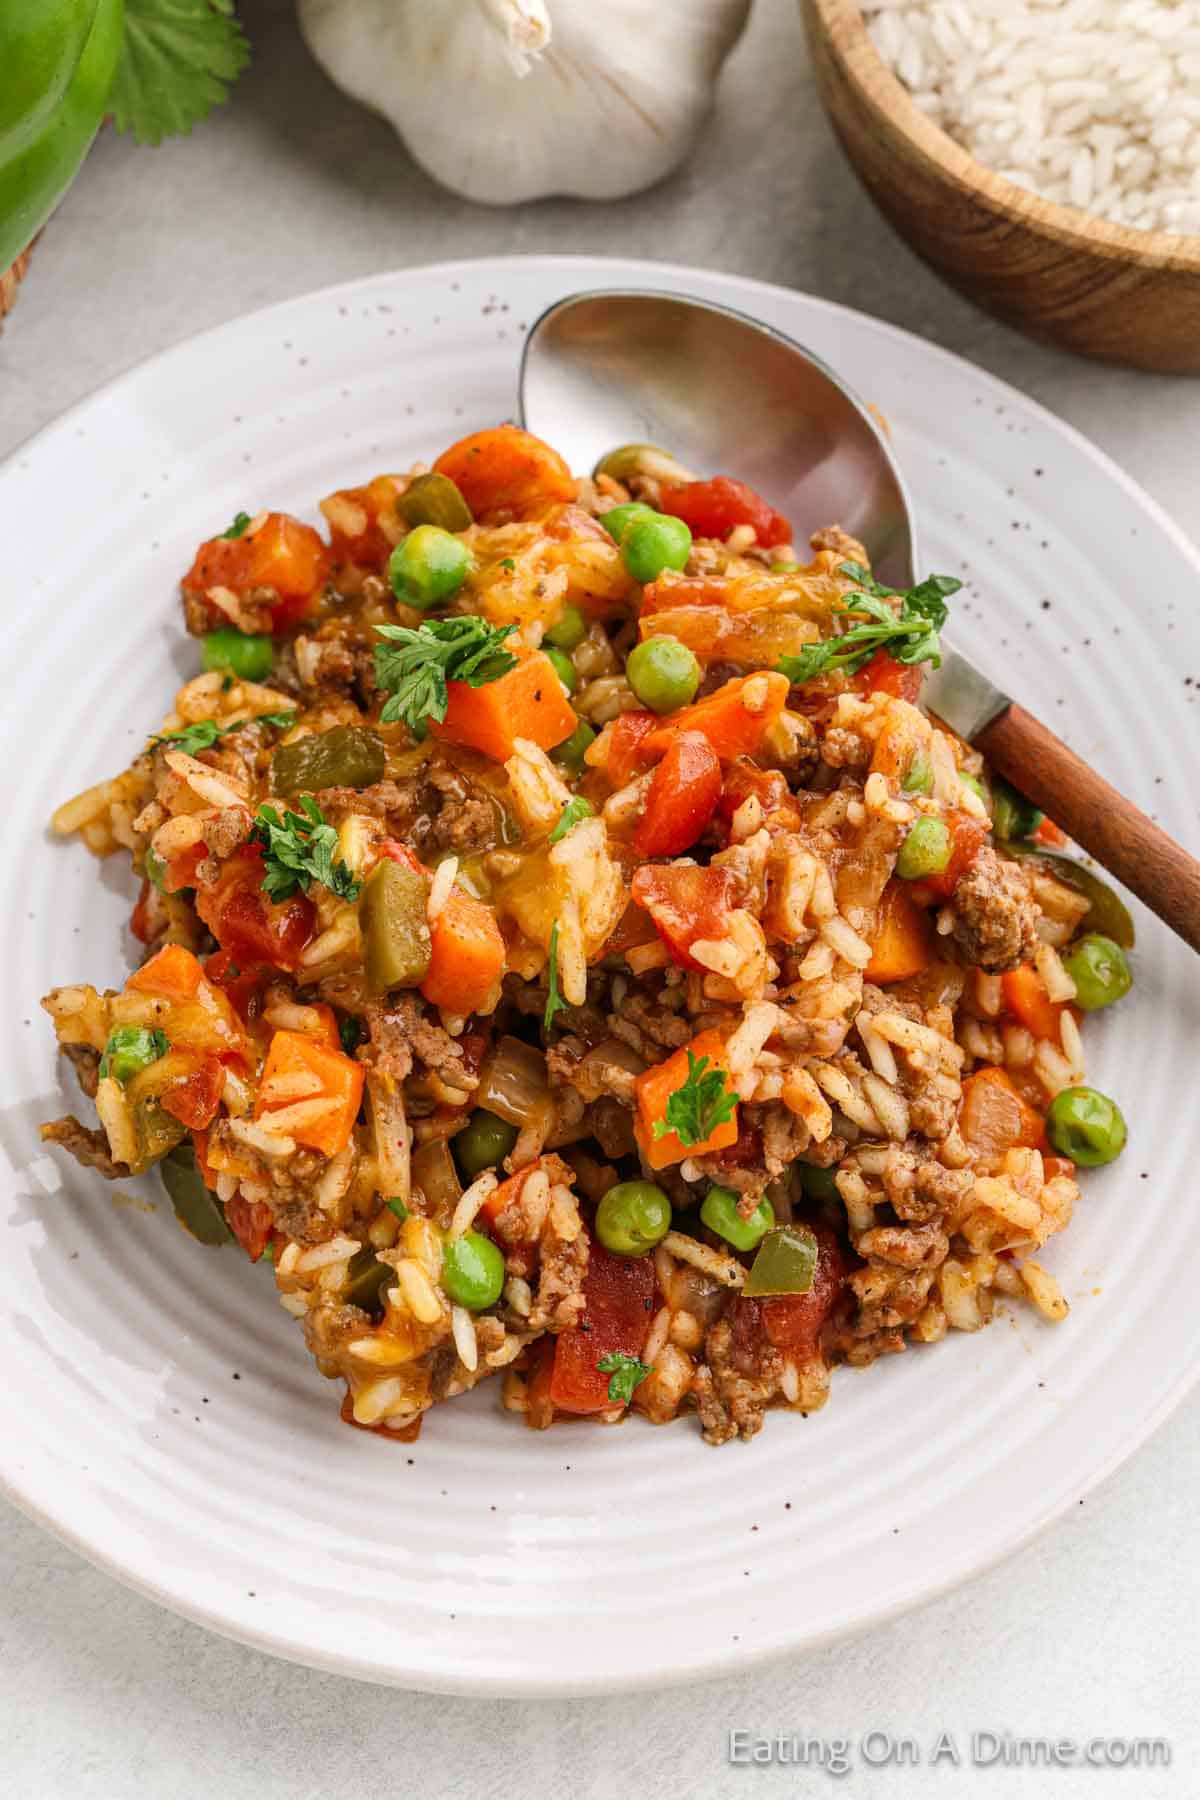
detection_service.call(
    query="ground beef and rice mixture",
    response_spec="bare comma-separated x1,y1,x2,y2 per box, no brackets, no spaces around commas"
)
41,426,1132,1446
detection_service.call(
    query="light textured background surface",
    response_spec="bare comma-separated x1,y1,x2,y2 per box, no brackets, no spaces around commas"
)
2,0,1197,1794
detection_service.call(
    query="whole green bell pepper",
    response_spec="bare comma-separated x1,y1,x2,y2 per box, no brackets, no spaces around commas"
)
0,0,124,277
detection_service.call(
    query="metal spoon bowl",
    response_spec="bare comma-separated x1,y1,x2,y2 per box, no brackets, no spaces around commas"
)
519,288,916,589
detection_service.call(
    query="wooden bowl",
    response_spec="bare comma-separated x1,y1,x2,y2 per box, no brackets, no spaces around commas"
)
801,0,1200,373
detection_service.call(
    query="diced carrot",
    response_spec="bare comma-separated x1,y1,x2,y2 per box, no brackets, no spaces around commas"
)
127,943,205,1001
181,512,329,631
421,891,506,1016
634,1029,739,1171
255,1029,365,1157
644,671,789,761
960,1065,1046,1155
433,426,576,522
1032,816,1069,848
1001,963,1072,1046
866,880,935,984
431,650,577,760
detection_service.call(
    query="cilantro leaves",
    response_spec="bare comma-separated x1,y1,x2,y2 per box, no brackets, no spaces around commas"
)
597,1352,654,1406
543,921,567,1035
778,562,961,685
149,710,295,757
374,617,518,734
112,0,251,148
653,1051,738,1148
249,796,360,903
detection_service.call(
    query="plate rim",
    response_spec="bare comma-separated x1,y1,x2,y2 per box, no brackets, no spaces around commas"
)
4,251,1200,1697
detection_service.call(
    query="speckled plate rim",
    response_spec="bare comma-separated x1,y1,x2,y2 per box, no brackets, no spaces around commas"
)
3,253,1200,1696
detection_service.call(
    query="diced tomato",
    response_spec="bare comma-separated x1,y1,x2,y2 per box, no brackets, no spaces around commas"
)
634,1029,739,1171
852,649,923,703
657,476,793,550
548,1239,656,1415
630,862,738,971
1000,963,1077,1048
181,511,329,631
433,426,576,523
959,1065,1046,1155
753,1221,847,1361
128,943,205,1001
203,948,266,1025
226,1192,274,1262
644,672,789,762
914,810,990,902
195,846,316,973
161,1054,225,1130
1031,816,1069,848
1043,1155,1076,1181
639,574,731,619
191,1128,217,1189
589,710,659,787
130,879,157,944
632,731,721,859
163,841,206,895
866,879,935,984
710,1115,764,1170
320,473,406,568
714,758,801,839
378,840,428,874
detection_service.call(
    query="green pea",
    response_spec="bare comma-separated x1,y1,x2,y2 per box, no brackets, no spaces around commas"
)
1062,934,1133,1011
544,646,578,695
388,524,470,610
144,847,167,892
896,815,951,880
991,777,1043,842
545,604,586,651
100,1025,169,1086
626,635,701,715
441,1229,506,1311
622,514,693,585
595,1180,672,1257
700,1185,774,1252
202,628,274,682
1046,1086,1127,1167
902,751,933,795
798,1160,840,1202
454,1109,518,1181
600,501,655,544
550,717,596,774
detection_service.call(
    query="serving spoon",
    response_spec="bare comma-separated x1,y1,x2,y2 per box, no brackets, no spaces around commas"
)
520,289,1200,952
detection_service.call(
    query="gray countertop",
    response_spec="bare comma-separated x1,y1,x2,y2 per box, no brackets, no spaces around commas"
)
3,2,1197,1794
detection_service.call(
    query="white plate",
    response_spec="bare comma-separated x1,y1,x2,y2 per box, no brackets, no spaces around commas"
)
2,257,1198,1697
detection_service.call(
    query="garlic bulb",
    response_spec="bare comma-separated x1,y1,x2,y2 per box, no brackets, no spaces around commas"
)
297,0,752,205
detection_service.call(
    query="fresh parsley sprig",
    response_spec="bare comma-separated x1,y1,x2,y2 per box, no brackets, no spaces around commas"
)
149,710,295,756
653,1051,739,1148
778,562,961,685
543,922,568,1036
597,1352,654,1406
250,796,360,903
222,510,252,540
112,0,250,149
374,616,518,734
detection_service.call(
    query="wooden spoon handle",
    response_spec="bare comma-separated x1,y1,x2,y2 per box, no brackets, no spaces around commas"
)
975,701,1200,953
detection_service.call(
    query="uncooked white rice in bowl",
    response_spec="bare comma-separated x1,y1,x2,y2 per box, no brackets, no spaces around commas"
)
863,0,1200,236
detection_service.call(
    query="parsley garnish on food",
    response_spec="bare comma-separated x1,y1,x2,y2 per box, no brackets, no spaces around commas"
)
597,1352,654,1406
149,710,295,756
339,1016,364,1057
222,510,253,540
250,796,360,903
111,0,251,148
499,558,516,572
653,1051,738,1148
777,562,961,684
543,921,568,1035
374,616,518,733
549,796,593,846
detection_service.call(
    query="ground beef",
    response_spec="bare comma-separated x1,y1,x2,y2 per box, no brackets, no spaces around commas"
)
693,1312,783,1446
810,524,868,565
316,757,505,857
364,995,480,1093
40,1116,128,1179
528,1226,588,1333
950,846,1039,973
62,1043,101,1099
312,778,425,832
423,762,505,854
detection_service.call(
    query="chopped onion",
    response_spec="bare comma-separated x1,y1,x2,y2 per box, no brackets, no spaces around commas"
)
477,1036,554,1131
411,1137,463,1227
367,1072,410,1206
